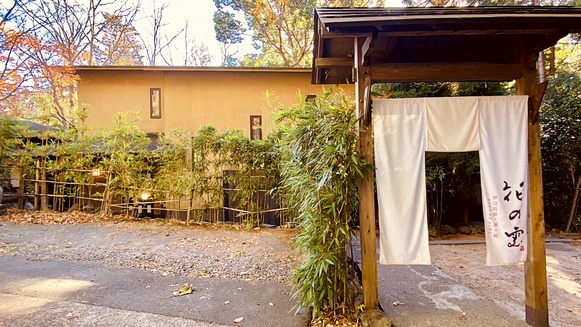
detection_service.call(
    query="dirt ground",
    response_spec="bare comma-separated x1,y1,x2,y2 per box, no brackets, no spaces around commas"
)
431,238,581,327
0,210,302,283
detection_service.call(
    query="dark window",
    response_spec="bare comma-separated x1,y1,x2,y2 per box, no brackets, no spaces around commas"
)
150,88,161,119
250,115,262,140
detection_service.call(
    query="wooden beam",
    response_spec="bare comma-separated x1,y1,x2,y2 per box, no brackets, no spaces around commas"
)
371,63,524,83
322,32,372,39
312,20,326,84
516,61,549,327
383,37,398,58
315,57,354,68
376,28,561,37
354,37,378,310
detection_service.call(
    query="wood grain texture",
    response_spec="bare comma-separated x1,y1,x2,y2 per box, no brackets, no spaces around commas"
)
371,63,524,83
355,37,379,310
516,61,549,327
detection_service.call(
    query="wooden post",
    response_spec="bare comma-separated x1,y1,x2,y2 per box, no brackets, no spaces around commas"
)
41,159,48,210
34,160,39,210
516,60,549,327
354,37,379,309
17,167,25,209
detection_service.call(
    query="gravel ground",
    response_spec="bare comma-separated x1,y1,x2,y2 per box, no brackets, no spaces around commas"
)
0,211,302,283
431,242,581,327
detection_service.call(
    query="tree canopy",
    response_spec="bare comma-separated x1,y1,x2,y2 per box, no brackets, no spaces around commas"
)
213,0,385,67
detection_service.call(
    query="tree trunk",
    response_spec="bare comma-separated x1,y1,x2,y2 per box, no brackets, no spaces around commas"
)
565,174,581,233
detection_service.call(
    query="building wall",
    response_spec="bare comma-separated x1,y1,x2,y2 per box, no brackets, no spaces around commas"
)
77,68,354,137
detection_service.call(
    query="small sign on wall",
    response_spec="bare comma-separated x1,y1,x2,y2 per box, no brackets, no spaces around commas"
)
250,115,262,140
150,88,161,119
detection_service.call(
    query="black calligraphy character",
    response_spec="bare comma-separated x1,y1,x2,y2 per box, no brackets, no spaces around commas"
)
504,191,512,202
503,181,512,202
516,181,524,201
503,181,511,191
509,210,521,220
505,226,524,248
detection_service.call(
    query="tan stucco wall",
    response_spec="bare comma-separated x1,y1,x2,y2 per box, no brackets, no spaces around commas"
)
78,69,354,137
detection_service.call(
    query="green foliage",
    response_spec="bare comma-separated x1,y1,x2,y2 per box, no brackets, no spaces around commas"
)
275,88,368,316
372,81,508,99
99,110,151,212
153,128,192,199
0,115,18,186
0,111,281,224
213,0,384,67
0,115,17,162
185,125,280,226
541,69,581,227
213,10,245,45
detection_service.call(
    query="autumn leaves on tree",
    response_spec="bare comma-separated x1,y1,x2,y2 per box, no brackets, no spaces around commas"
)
0,1,143,130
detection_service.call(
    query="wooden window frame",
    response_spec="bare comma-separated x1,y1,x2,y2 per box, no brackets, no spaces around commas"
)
250,115,262,140
150,88,161,119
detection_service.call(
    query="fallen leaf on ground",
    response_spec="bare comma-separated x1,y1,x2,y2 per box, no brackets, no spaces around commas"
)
172,284,193,296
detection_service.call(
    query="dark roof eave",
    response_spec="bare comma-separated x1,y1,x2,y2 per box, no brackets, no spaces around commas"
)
73,66,313,74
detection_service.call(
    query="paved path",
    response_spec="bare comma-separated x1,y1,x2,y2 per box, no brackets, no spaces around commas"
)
352,235,530,327
0,220,309,327
0,221,547,327
0,255,308,327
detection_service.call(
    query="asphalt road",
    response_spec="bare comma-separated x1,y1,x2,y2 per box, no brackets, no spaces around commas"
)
0,221,534,327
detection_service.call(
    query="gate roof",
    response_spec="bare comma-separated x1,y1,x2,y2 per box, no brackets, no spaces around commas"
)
312,6,581,84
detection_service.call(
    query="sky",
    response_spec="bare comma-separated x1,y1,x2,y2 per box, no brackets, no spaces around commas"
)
3,0,405,66
132,0,239,66
133,0,405,65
